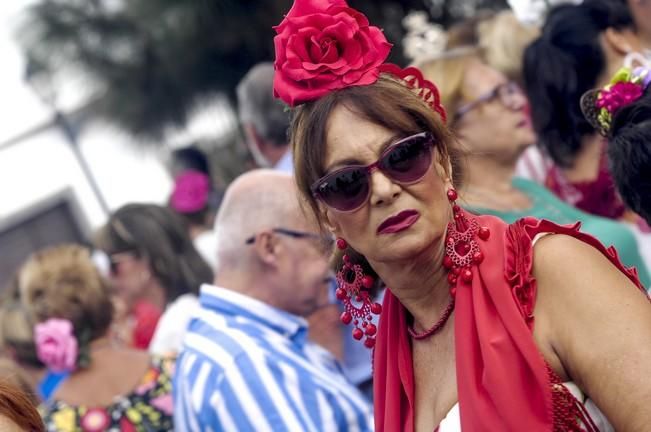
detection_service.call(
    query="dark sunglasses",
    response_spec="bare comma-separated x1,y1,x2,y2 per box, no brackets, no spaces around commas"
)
311,132,435,212
108,251,138,275
245,228,334,254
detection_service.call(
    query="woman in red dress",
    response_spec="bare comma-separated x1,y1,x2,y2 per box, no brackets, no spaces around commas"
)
272,0,651,430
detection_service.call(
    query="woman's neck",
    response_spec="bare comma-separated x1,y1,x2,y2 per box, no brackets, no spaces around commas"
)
563,134,604,183
462,153,517,193
370,237,451,332
88,336,113,353
459,153,531,211
189,224,208,240
142,281,167,311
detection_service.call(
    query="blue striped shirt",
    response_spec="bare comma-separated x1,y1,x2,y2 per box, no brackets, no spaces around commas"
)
173,284,374,432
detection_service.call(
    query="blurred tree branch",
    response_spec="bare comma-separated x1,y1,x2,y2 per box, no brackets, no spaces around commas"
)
18,0,506,141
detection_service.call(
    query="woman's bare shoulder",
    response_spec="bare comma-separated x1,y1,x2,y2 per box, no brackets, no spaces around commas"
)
531,233,651,430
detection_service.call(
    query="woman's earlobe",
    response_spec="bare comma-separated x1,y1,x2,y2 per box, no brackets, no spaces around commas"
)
604,27,635,56
444,176,454,191
323,209,342,235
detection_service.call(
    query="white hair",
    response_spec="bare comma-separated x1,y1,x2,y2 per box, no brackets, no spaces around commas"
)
214,170,299,270
236,62,290,146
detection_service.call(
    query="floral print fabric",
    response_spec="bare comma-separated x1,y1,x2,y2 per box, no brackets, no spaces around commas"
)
40,356,174,432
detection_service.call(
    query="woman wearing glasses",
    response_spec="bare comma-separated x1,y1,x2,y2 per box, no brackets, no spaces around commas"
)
418,51,651,287
95,204,213,355
273,0,651,430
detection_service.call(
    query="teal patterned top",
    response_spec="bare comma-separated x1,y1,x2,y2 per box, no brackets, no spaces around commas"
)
465,177,651,289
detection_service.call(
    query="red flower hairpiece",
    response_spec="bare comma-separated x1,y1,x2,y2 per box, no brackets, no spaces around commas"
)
379,63,447,124
581,66,651,135
273,0,447,124
273,0,391,107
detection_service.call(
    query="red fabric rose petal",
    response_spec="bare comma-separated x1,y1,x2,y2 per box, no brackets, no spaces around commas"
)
273,0,391,106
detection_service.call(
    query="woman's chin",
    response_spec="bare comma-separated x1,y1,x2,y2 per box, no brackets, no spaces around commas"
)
372,232,436,264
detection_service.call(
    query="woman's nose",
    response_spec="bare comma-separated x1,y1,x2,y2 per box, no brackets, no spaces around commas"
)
369,169,401,207
510,87,528,111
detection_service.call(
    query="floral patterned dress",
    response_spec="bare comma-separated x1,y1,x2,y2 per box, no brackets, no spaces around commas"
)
40,357,174,432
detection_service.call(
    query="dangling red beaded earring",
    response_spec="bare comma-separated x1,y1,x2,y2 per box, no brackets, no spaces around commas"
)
443,188,490,297
335,238,382,349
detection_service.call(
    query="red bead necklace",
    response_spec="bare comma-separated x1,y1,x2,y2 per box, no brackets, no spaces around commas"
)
408,297,455,340
407,188,490,341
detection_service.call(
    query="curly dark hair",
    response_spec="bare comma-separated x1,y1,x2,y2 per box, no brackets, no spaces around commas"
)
95,204,213,302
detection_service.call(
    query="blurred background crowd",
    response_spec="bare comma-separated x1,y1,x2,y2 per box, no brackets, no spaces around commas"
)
0,0,650,430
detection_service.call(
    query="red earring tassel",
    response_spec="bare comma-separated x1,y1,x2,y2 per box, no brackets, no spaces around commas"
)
335,238,382,348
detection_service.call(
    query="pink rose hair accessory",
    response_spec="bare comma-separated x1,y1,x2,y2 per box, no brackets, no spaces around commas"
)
581,66,651,136
170,170,211,213
35,318,78,373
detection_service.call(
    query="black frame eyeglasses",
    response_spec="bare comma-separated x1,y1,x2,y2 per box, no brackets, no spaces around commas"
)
455,81,523,120
245,228,333,251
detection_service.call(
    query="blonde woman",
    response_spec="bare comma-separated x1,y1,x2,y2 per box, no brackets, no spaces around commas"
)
18,245,173,431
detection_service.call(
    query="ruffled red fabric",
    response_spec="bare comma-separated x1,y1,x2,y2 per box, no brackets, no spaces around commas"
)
373,215,644,431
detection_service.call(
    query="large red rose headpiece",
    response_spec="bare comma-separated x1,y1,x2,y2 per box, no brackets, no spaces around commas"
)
273,0,391,107
273,0,447,123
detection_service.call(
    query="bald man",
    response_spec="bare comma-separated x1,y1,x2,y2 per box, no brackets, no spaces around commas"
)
173,170,373,432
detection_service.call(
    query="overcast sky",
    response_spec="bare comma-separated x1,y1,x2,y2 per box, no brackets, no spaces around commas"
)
0,1,53,143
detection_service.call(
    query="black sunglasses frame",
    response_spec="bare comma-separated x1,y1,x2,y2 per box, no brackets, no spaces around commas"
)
245,227,327,245
107,250,139,275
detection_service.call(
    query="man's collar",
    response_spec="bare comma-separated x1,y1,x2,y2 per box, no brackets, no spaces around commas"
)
198,283,308,343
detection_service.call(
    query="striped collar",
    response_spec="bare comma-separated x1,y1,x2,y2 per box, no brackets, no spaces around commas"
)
198,284,309,344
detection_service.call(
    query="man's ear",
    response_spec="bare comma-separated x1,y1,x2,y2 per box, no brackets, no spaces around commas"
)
251,232,279,266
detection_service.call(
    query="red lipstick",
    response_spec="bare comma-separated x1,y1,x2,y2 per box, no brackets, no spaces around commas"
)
377,210,420,235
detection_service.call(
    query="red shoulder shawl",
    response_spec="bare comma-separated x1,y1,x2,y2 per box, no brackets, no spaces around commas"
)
373,216,643,431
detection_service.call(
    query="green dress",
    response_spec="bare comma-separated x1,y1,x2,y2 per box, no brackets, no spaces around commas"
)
465,177,651,289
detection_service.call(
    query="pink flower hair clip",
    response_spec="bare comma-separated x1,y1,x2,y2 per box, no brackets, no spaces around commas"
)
581,66,651,136
170,170,211,213
35,318,79,373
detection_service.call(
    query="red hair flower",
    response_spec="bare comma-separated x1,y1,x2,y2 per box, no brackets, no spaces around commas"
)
273,0,392,107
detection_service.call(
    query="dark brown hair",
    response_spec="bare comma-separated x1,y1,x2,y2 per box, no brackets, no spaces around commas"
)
0,380,44,431
523,0,634,167
290,74,462,227
95,204,213,302
609,86,651,224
